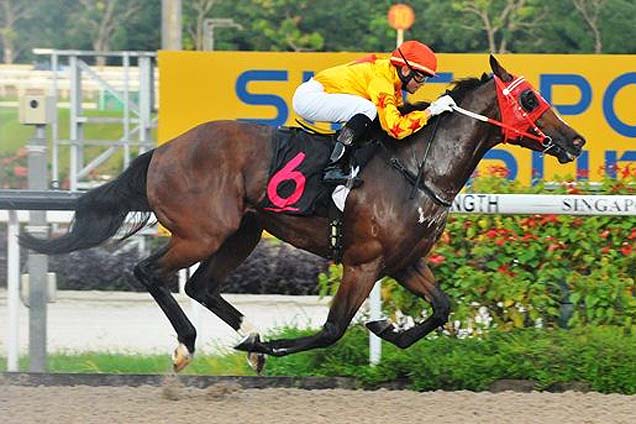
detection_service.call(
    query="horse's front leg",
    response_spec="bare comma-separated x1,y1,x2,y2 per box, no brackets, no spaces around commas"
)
366,258,450,349
235,259,382,357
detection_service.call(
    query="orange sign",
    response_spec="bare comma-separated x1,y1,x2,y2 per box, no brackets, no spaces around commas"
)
388,4,415,30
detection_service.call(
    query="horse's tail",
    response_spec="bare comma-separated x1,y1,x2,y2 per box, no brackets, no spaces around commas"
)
19,150,155,255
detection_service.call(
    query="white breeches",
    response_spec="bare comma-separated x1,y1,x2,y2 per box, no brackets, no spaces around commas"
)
292,78,378,123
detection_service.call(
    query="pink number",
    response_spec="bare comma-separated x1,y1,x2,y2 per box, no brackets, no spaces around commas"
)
266,152,306,211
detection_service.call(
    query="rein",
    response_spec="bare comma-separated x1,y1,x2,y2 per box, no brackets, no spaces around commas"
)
410,115,441,200
450,104,554,150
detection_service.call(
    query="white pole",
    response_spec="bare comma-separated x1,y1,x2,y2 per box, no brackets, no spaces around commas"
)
396,28,404,47
7,210,20,371
178,268,187,296
369,280,382,365
368,29,406,367
161,0,183,50
122,52,130,169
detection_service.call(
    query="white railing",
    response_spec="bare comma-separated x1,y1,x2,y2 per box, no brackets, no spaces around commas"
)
450,193,636,215
0,63,158,98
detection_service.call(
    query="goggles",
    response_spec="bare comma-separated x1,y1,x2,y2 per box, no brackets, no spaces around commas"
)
397,48,433,84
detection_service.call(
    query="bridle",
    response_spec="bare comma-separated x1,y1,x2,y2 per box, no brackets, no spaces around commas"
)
387,74,557,207
452,75,555,153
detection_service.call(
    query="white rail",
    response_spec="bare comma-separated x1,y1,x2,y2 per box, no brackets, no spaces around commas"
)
451,193,636,215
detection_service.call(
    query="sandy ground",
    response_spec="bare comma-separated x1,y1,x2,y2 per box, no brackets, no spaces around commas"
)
1,379,635,424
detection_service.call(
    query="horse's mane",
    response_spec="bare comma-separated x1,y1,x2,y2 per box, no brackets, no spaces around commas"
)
373,72,493,145
397,73,493,114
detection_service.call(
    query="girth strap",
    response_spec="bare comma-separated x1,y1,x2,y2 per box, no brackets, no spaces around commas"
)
328,201,344,263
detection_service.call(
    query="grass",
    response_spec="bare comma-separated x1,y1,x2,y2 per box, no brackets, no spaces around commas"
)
0,327,369,377
0,327,322,376
0,351,258,375
0,107,34,153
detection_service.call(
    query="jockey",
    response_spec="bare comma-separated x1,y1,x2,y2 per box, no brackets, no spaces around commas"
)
292,40,457,185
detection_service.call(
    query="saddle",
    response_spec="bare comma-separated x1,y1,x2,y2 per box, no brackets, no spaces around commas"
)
259,126,378,217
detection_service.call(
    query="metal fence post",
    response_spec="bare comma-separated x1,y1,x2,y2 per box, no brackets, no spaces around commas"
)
27,124,49,372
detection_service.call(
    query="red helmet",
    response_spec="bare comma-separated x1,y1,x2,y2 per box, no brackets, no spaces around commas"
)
390,40,437,77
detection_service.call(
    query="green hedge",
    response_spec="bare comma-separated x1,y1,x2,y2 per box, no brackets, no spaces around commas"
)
319,171,636,332
431,211,636,331
264,325,636,394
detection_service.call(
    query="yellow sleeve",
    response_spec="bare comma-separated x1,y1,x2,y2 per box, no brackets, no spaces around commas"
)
368,77,429,140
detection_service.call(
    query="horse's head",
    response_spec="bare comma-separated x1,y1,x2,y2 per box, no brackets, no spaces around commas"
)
489,55,585,163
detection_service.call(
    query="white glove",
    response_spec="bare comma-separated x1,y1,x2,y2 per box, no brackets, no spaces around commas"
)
428,95,457,116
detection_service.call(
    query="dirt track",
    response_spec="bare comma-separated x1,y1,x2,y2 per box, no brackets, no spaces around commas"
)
2,379,635,424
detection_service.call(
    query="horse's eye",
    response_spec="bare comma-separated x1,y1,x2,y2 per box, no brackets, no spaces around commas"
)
520,90,539,112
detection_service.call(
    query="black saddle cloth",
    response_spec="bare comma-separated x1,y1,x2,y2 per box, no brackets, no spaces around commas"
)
259,126,380,216
259,127,333,216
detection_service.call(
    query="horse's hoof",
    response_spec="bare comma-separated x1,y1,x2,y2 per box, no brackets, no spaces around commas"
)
366,319,393,336
172,343,193,373
247,351,266,375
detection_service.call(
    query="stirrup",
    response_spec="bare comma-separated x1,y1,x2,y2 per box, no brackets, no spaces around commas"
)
330,141,346,162
322,168,363,187
323,163,349,180
337,127,356,146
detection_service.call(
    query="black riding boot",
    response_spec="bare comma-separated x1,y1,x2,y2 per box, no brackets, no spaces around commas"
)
323,114,372,185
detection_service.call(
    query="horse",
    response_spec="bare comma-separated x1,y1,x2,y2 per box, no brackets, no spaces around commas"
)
19,55,585,373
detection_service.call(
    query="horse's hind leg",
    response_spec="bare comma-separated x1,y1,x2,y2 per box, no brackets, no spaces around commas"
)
134,233,238,372
184,214,261,334
185,214,263,328
366,258,450,349
182,213,267,370
133,243,199,371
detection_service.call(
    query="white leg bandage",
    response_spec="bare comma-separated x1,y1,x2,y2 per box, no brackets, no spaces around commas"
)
238,318,258,337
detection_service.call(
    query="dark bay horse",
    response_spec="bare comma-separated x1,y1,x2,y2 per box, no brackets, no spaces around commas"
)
20,56,585,372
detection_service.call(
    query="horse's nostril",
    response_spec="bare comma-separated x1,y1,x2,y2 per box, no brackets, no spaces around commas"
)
573,137,585,148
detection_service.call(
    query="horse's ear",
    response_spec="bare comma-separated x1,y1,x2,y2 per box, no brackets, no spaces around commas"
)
489,54,513,82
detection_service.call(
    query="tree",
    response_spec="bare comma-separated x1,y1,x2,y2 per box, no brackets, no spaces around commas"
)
75,0,142,64
406,1,487,53
0,0,34,63
112,0,160,52
452,0,545,53
210,0,323,51
184,0,218,51
572,0,605,53
598,0,636,53
300,0,393,52
2,0,636,63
